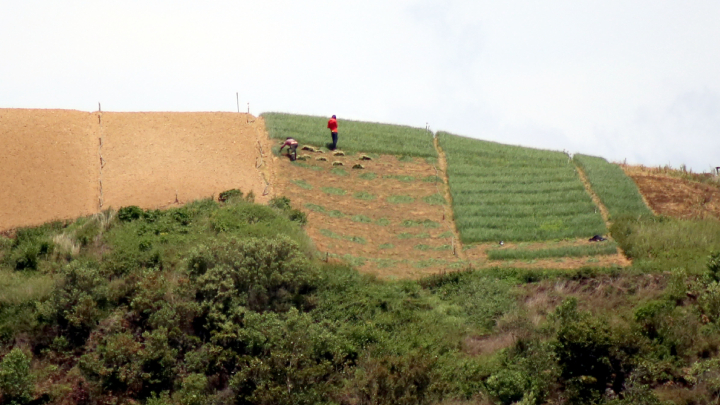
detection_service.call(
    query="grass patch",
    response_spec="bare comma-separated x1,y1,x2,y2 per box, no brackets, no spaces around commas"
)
379,243,394,249
359,172,377,180
351,215,372,223
330,168,348,176
422,175,443,183
292,179,313,190
376,218,391,226
353,191,376,201
487,242,619,260
423,193,446,205
321,187,347,196
387,195,415,204
401,219,439,228
383,174,415,182
319,229,366,244
262,113,437,157
304,203,326,213
397,232,431,240
414,244,431,251
328,210,345,218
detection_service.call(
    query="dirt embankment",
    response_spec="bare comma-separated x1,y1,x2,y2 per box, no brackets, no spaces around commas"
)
0,109,268,232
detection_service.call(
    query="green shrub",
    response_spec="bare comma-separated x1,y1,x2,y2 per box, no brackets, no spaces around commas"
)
708,251,720,282
269,196,292,211
118,206,144,222
189,237,318,314
289,209,307,225
485,369,527,405
0,348,33,404
218,189,243,202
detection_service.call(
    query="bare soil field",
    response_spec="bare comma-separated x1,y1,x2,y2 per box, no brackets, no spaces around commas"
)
101,112,269,209
0,109,268,232
0,109,97,231
622,165,720,220
270,146,462,279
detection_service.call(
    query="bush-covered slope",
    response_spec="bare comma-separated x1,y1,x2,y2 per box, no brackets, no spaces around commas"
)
0,190,719,404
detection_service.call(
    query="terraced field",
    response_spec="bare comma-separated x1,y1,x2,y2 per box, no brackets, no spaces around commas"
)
574,154,654,219
272,151,463,278
437,132,607,243
264,115,636,276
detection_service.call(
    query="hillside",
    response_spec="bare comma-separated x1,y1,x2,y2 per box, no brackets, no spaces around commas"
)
1,110,720,404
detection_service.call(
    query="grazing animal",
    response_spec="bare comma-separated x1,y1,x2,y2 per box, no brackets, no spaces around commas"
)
589,234,607,242
499,241,504,246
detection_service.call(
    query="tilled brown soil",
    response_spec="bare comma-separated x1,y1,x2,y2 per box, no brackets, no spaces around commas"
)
622,165,720,220
0,109,98,231
0,109,268,231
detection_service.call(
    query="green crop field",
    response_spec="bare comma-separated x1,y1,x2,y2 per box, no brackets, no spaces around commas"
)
487,242,619,260
438,132,607,243
573,154,653,219
262,113,436,157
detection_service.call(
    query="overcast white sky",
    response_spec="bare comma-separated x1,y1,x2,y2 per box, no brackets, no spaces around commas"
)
2,1,719,171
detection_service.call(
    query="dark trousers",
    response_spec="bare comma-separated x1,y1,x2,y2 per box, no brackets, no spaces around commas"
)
331,132,338,150
289,144,298,161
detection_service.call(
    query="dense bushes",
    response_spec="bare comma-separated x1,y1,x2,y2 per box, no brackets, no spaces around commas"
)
0,194,719,403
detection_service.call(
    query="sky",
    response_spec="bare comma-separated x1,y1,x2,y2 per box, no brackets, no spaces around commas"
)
2,1,719,172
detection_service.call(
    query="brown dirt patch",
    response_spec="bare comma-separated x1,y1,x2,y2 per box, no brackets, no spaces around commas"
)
622,165,720,220
0,109,267,231
0,109,98,230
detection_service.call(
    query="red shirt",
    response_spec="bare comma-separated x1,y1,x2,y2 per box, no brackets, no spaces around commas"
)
327,118,338,132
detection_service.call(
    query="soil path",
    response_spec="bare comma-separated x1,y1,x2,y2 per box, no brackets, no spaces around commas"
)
433,137,466,260
1,109,267,231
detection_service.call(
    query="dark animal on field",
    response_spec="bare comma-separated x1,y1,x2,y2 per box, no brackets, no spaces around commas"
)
589,235,607,242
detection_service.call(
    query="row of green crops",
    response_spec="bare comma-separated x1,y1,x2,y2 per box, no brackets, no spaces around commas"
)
573,154,653,219
262,113,436,157
486,241,619,261
438,132,607,243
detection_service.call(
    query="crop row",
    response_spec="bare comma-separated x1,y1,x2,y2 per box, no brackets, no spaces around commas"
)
438,132,606,243
573,154,653,219
262,113,436,157
487,241,619,260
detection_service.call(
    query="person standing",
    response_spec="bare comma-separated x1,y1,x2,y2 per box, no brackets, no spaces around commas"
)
327,115,338,150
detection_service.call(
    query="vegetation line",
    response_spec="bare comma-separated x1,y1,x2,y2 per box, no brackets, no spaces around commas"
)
433,136,466,260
